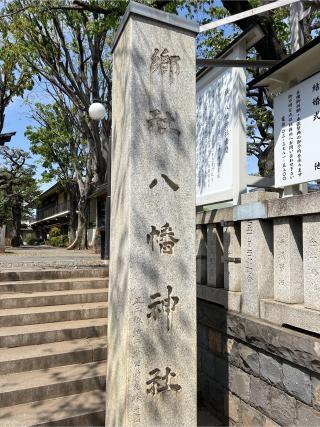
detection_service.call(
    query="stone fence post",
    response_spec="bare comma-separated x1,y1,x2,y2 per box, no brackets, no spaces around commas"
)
303,214,320,310
107,3,198,427
240,192,275,317
207,223,223,288
223,222,241,291
274,217,303,303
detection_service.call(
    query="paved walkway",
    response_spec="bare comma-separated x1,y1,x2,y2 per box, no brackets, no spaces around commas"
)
0,246,106,271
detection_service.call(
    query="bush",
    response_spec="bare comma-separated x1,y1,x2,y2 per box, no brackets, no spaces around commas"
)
49,234,69,248
26,237,37,246
48,227,68,247
49,226,60,238
49,236,60,247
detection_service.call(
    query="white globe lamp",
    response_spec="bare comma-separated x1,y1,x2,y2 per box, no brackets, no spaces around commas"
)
88,102,106,120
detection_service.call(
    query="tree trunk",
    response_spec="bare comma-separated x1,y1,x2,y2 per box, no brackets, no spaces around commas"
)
68,189,78,244
67,196,87,250
11,203,22,247
222,1,287,60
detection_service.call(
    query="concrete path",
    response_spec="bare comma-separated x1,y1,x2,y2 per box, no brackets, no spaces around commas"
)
0,246,106,271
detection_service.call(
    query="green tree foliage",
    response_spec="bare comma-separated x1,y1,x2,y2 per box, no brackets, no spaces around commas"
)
26,103,75,186
5,0,182,248
0,10,33,133
26,100,90,247
0,147,39,246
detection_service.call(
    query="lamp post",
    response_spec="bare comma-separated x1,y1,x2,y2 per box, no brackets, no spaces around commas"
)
88,102,106,121
88,100,111,261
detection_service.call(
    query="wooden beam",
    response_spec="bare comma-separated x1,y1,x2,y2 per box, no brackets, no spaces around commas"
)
200,0,304,33
197,58,280,68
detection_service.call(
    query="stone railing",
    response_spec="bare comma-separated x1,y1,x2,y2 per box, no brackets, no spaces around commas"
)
196,190,320,335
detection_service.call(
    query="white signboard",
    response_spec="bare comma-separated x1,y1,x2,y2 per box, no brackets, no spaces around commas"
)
196,66,246,206
274,71,320,187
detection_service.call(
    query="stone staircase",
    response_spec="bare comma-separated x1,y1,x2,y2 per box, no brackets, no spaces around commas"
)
0,268,108,426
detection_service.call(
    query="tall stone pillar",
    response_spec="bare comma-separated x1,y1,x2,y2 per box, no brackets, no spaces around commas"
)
241,220,274,316
107,3,198,427
0,226,5,253
274,217,303,303
240,192,275,317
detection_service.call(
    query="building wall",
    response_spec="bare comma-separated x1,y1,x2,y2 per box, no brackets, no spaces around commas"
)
198,300,320,426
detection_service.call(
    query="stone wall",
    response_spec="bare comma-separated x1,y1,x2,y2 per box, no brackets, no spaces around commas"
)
197,300,320,426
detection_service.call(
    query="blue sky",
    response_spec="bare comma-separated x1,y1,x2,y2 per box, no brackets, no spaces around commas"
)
2,1,258,192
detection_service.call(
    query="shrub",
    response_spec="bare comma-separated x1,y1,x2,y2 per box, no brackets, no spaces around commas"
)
49,234,69,247
49,236,60,247
49,226,60,238
26,237,37,246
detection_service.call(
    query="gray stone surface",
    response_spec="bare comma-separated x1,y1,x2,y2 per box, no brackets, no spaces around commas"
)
0,226,5,253
296,401,320,426
229,365,250,402
197,285,241,312
206,224,223,288
223,223,241,292
0,246,106,271
273,218,303,303
107,4,197,426
250,376,271,414
234,201,268,221
303,214,320,311
111,0,199,52
269,387,296,426
259,353,283,388
241,191,279,205
260,299,320,335
196,226,207,285
267,191,320,218
241,219,273,317
311,375,320,411
225,392,241,424
196,207,233,225
237,343,260,377
198,300,320,375
282,363,311,405
240,400,269,427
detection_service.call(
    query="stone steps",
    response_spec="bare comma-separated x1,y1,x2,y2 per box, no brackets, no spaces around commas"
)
0,318,108,348
0,277,107,293
0,268,108,283
0,301,108,326
0,267,108,425
0,288,108,309
0,391,106,427
0,336,107,374
0,361,106,408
